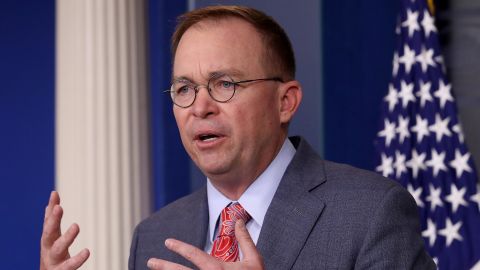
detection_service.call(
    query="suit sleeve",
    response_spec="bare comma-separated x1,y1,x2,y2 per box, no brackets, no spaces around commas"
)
128,225,139,270
354,184,436,270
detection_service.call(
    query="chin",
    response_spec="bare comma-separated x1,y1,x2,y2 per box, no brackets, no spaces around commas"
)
201,166,229,177
197,162,231,178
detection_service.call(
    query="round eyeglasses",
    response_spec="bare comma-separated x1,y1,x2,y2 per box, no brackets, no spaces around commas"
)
165,74,283,108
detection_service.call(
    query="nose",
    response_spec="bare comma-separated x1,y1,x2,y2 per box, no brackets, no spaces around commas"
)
190,86,219,118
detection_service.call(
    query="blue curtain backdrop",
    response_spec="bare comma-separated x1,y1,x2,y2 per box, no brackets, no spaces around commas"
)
148,0,190,209
323,1,400,170
0,0,55,268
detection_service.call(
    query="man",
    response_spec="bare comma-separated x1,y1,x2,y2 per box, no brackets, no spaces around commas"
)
41,5,436,270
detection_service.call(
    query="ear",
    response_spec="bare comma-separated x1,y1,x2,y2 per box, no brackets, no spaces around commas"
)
278,80,302,124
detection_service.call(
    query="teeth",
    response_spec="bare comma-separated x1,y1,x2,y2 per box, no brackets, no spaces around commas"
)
199,134,218,141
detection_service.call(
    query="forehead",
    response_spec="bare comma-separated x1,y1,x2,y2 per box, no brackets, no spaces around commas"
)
173,18,267,80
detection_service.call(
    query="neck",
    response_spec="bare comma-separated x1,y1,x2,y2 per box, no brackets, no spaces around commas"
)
209,180,252,201
208,134,287,200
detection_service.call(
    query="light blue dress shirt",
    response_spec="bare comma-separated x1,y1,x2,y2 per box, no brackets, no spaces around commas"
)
204,138,296,256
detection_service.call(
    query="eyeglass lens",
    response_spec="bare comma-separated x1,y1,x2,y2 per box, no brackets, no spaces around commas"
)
170,74,236,107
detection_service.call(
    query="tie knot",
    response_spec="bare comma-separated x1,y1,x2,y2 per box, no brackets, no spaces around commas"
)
219,203,251,236
211,203,250,261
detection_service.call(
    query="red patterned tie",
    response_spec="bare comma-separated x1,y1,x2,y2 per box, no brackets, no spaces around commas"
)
211,203,251,262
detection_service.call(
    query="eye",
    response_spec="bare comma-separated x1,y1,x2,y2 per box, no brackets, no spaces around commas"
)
211,77,235,91
175,85,192,96
220,80,234,89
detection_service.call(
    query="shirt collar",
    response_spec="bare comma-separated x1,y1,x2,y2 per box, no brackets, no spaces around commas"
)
206,138,296,242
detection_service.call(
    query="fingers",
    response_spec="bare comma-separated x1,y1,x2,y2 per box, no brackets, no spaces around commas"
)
45,191,60,220
163,238,218,269
235,220,263,267
42,204,64,249
42,191,62,248
147,258,192,270
40,191,90,269
59,248,90,270
50,223,80,261
235,220,256,258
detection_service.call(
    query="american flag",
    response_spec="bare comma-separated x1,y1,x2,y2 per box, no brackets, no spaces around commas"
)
374,0,480,269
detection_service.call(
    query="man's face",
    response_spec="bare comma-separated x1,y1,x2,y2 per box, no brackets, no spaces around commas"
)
172,18,287,184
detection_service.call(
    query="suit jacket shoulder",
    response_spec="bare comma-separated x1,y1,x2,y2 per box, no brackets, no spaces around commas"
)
257,136,435,270
128,188,208,270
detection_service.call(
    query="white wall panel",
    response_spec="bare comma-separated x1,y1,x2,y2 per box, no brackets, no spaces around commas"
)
56,0,151,268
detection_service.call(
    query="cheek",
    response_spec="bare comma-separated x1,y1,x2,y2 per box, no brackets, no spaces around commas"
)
233,102,279,136
257,95,281,124
173,110,190,142
227,106,253,139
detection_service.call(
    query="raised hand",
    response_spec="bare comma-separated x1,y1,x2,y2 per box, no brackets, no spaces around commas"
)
40,191,90,270
147,220,264,270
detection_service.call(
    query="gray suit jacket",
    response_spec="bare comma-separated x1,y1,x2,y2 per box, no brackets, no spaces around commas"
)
129,137,436,269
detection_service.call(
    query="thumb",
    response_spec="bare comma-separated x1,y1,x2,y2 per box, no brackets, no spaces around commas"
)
235,220,262,263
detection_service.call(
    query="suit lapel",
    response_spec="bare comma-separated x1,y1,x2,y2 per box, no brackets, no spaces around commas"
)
257,137,327,270
184,188,209,249
162,188,209,267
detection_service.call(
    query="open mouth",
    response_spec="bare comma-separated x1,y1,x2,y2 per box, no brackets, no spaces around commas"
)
197,133,221,142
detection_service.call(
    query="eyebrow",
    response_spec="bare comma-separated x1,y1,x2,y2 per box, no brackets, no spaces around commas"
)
211,68,245,78
171,76,193,84
172,68,246,84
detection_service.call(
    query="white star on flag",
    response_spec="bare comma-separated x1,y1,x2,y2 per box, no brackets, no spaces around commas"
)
402,9,420,37
406,149,427,179
425,149,447,177
394,151,408,178
384,84,399,112
396,116,410,143
426,184,443,211
398,80,416,108
422,218,437,247
411,115,430,143
399,45,416,74
376,154,394,177
421,9,437,37
471,185,480,211
445,184,468,213
392,52,400,76
416,80,433,107
435,55,447,73
378,119,396,147
434,80,453,109
471,261,480,270
452,123,465,143
416,46,436,73
438,218,463,247
408,184,424,207
428,114,452,142
449,149,472,178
